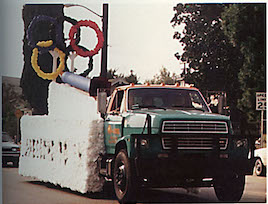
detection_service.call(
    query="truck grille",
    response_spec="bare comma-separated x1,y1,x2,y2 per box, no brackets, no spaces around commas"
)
161,136,228,150
162,121,228,134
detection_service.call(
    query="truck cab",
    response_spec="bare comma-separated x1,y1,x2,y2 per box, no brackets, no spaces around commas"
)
98,83,253,203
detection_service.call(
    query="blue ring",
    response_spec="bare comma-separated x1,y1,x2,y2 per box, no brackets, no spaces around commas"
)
27,15,61,54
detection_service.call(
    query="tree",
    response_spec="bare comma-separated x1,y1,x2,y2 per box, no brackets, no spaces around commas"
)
221,4,266,122
107,68,124,79
108,68,139,84
125,70,139,84
146,67,178,85
2,84,30,139
171,4,243,111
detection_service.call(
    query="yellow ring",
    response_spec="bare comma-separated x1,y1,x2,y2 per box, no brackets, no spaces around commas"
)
36,40,53,47
31,43,65,80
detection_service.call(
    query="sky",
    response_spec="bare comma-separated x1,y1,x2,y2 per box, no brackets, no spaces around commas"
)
0,0,264,83
0,0,184,83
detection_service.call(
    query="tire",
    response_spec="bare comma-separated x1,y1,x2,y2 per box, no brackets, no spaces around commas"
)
214,174,245,202
254,158,264,176
113,149,137,204
2,160,7,167
13,159,19,168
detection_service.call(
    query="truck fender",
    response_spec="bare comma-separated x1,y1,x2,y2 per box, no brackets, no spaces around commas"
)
115,138,128,156
99,138,129,179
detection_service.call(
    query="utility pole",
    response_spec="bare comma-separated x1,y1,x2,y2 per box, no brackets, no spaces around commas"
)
89,4,110,96
101,4,108,78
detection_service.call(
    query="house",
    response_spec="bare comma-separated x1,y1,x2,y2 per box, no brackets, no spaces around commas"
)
108,77,129,93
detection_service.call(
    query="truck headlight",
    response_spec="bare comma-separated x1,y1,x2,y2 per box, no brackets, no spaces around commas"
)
12,147,20,152
140,139,149,148
235,138,248,148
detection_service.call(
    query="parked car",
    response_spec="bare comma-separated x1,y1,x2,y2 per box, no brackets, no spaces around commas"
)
2,132,20,167
254,147,266,176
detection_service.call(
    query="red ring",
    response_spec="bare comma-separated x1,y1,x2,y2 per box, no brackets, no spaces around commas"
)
69,20,104,57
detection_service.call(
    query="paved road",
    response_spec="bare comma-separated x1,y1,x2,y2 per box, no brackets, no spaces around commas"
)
3,167,266,204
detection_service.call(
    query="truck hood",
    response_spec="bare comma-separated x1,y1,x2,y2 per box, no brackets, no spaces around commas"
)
124,109,230,133
132,109,230,121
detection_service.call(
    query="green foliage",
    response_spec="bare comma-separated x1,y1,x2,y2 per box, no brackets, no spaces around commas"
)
146,67,178,85
2,84,30,139
107,69,124,79
125,70,139,84
171,4,243,110
108,69,139,84
222,4,266,122
171,3,266,126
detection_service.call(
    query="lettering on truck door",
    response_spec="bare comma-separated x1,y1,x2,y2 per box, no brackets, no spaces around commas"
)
104,90,124,153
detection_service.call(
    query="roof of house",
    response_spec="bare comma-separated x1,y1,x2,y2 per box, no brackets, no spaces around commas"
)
2,76,22,94
108,78,129,87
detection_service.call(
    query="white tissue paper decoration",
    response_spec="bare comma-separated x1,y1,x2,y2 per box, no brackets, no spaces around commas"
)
19,82,105,193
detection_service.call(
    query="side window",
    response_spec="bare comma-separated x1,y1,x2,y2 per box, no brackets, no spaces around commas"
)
110,90,124,113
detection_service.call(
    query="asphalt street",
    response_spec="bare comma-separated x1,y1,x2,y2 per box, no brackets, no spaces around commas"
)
2,167,266,204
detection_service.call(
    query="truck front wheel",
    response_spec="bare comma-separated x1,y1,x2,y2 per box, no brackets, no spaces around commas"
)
214,174,245,202
113,149,137,204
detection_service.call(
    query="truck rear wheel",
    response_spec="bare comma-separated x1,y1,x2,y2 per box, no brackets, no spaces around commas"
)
113,149,137,204
214,174,245,202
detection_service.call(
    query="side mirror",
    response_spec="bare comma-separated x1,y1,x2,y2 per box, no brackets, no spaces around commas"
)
97,89,107,116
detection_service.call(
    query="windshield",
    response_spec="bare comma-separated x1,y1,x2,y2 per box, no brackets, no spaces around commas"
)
2,133,13,142
128,88,210,112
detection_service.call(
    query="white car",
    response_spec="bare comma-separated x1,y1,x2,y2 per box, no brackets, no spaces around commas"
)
254,147,266,176
2,132,20,167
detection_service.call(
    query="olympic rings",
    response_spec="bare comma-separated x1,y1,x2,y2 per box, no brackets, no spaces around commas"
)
69,20,104,57
31,41,65,80
27,15,104,80
62,16,81,47
36,40,53,47
27,15,62,54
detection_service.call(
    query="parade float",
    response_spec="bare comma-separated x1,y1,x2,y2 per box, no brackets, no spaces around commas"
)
19,5,255,204
19,5,109,193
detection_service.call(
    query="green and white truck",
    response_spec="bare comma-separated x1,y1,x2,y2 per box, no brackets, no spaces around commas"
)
97,83,254,203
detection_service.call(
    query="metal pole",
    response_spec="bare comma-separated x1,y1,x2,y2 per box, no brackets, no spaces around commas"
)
101,4,108,78
261,110,264,147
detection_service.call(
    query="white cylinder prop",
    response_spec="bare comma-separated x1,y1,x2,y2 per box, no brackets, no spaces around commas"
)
61,72,91,92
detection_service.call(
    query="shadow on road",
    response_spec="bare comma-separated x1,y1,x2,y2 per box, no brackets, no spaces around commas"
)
136,188,213,203
27,181,117,200
27,180,215,203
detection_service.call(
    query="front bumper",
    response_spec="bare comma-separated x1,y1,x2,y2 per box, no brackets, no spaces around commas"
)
133,157,254,187
2,152,20,162
130,133,254,187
